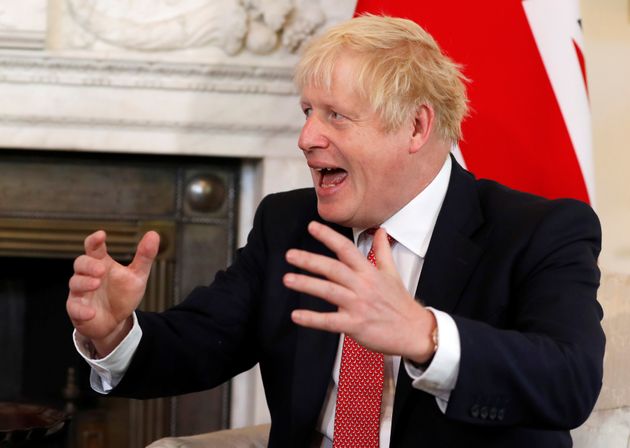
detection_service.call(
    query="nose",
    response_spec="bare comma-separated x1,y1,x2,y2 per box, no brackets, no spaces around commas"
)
298,115,328,153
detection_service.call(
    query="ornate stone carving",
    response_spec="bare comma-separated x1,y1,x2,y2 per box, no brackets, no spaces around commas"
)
245,0,294,32
244,0,325,54
280,1,326,53
65,0,325,55
66,0,248,55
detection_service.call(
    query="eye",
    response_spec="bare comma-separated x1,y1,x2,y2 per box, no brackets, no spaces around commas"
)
302,107,312,118
330,111,345,121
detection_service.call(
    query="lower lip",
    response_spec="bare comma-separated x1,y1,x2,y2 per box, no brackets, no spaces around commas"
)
315,172,347,198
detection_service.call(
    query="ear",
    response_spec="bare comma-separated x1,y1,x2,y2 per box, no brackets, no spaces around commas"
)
409,104,435,154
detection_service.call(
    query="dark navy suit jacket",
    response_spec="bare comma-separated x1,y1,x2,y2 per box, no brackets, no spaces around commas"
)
115,159,605,447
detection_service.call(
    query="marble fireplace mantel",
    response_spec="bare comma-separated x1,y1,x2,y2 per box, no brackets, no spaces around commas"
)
0,0,357,431
0,51,304,156
0,0,355,192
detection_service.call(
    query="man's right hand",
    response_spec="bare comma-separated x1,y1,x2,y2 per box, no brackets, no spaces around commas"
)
66,230,160,357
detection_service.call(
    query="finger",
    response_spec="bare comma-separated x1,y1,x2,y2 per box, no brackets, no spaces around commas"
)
73,255,106,277
283,272,354,307
291,309,345,333
285,248,356,288
84,230,108,259
68,274,101,293
128,231,160,277
372,228,398,275
307,221,370,271
66,296,96,322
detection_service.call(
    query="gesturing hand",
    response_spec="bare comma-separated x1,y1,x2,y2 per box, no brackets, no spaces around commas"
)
66,230,160,357
283,221,436,364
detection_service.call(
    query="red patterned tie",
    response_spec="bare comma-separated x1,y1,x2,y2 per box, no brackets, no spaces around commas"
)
333,229,394,448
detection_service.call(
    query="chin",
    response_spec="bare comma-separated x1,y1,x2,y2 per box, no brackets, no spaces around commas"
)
316,203,353,227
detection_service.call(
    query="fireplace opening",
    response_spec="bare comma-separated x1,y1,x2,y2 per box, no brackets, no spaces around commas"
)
0,256,89,410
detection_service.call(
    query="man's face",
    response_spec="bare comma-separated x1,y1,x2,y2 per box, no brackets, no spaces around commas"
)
298,58,415,229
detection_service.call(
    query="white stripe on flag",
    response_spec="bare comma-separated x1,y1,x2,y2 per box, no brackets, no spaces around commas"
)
522,0,595,203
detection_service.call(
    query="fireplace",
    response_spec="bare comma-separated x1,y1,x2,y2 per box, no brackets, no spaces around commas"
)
0,0,357,439
0,149,240,447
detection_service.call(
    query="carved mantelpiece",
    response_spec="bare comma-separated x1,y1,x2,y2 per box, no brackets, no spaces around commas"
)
1,0,356,156
0,52,304,157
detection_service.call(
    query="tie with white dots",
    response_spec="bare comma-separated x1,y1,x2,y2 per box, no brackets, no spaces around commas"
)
332,229,394,448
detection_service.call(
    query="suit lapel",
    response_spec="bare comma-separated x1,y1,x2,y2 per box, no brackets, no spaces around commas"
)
391,158,489,442
416,161,486,313
290,221,353,444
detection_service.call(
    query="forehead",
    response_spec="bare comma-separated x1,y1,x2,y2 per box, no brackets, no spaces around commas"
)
300,55,364,103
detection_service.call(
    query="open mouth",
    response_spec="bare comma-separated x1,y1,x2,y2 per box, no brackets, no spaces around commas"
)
316,167,348,188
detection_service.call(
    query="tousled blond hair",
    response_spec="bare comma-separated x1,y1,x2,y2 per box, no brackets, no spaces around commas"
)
294,15,469,144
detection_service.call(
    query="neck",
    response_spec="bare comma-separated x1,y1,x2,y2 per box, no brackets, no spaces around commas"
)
406,142,450,202
364,147,449,229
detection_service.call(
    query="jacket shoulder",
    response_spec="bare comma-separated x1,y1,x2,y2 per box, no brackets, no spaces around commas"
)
259,188,317,212
251,188,319,245
475,178,599,230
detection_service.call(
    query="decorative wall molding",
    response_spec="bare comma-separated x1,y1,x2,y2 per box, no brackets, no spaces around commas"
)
0,53,297,95
0,30,45,50
0,113,302,135
0,1,48,50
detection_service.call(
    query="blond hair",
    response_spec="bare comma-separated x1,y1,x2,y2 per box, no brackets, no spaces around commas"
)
294,15,469,144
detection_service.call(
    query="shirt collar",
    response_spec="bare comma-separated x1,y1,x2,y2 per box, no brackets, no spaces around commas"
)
352,156,451,258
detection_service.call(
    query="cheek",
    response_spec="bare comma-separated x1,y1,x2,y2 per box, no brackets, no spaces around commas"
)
350,163,383,202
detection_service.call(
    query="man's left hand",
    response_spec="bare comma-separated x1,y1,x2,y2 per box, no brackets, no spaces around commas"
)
283,221,436,364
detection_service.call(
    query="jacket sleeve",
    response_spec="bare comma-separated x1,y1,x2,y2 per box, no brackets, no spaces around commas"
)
112,194,276,398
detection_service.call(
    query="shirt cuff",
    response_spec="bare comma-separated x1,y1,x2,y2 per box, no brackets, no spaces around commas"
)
404,307,461,413
73,312,143,394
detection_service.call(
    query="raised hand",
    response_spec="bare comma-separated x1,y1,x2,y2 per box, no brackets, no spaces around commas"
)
283,221,436,364
66,230,160,357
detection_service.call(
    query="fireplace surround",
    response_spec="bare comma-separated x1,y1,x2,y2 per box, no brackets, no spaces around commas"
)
0,150,239,447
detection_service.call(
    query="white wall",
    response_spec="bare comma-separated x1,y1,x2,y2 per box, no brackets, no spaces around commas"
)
581,0,630,274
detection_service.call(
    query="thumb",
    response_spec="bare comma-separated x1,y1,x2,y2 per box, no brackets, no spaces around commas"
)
373,228,397,275
129,231,160,277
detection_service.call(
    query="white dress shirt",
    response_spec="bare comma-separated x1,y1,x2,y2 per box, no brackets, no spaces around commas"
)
74,156,461,448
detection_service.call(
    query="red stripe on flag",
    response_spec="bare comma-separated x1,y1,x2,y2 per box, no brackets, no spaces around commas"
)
354,1,590,203
573,39,589,97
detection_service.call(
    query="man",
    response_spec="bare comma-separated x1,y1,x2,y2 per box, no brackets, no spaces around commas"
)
67,15,604,447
